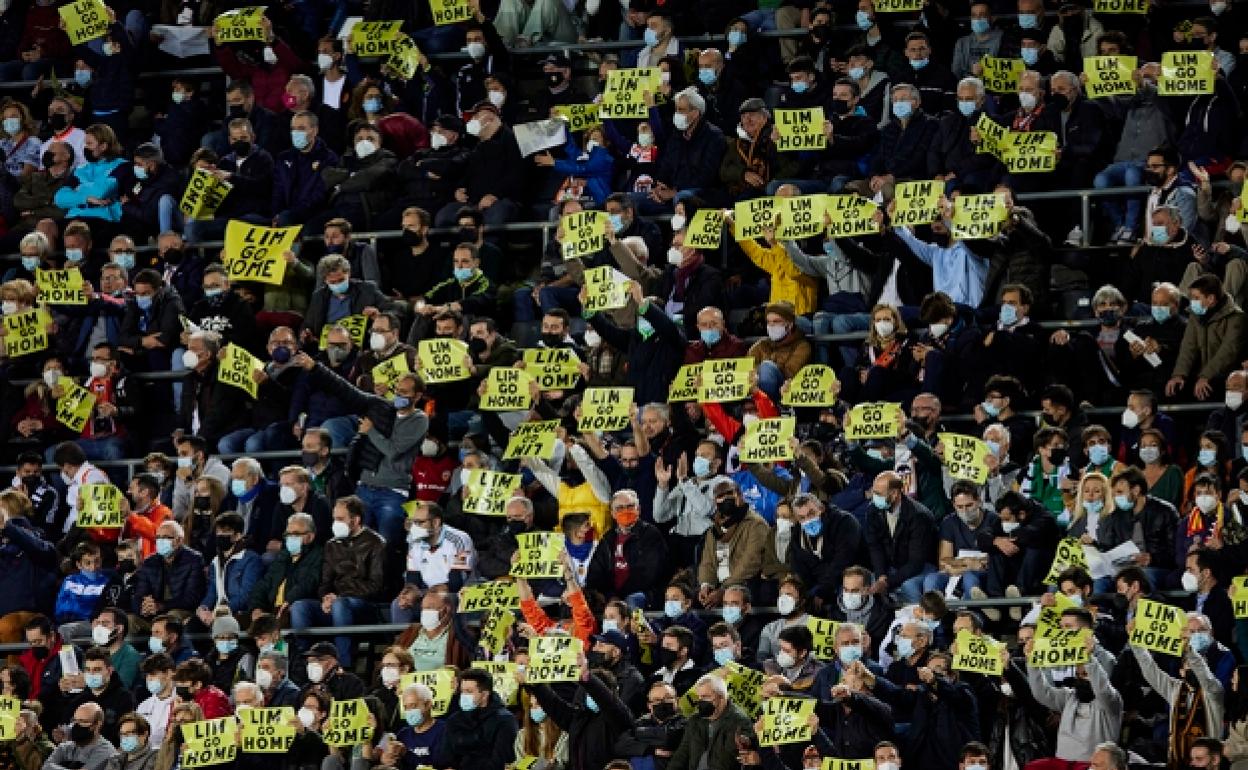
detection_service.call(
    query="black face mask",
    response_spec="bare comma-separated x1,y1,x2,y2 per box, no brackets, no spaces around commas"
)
215,534,235,554
1061,677,1095,702
830,99,849,115
468,338,488,357
1048,447,1067,465
163,249,183,265
401,229,424,248
1048,92,1070,110
70,724,95,745
48,113,68,132
176,686,193,701
227,105,247,120
1142,170,1163,187
716,498,747,525
657,647,679,667
810,24,830,43
541,333,563,348
116,559,136,574
30,646,48,660
41,152,56,168
193,495,212,512
587,651,612,668
694,699,715,718
456,227,478,243
505,519,529,536
652,702,676,721
20,475,40,494
83,148,98,163
230,140,252,157
1097,310,1120,326
301,451,321,467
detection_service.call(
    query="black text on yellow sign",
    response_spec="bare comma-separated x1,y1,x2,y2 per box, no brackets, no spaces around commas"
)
55,377,96,434
511,532,565,579
457,581,520,613
218,344,262,399
323,699,373,747
1159,51,1215,95
599,69,660,119
1233,577,1248,619
35,268,86,305
180,168,233,221
782,364,837,407
824,195,880,238
1085,56,1138,98
1027,629,1090,668
938,432,990,484
822,760,875,770
806,617,840,659
502,420,559,460
224,221,299,285
560,210,608,260
740,417,796,463
429,0,474,24
1043,537,1089,584
578,387,634,432
240,707,296,753
527,635,582,683
980,57,1023,93
668,363,702,402
685,210,724,249
1129,599,1185,656
774,109,826,152
1001,131,1057,174
699,357,753,403
480,367,534,411
0,696,18,742
872,0,924,9
892,181,942,227
733,198,778,241
60,0,110,45
1094,0,1146,12
952,630,1004,675
845,402,900,441
181,717,239,768
583,266,629,312
3,309,48,358
462,470,521,516
522,348,581,390
77,484,124,528
554,104,602,134
758,698,816,746
350,21,403,57
776,195,826,240
213,7,267,43
951,193,1008,240
418,338,471,383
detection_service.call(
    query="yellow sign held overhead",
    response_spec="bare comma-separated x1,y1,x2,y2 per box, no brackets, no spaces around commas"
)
78,484,124,528
953,631,1004,675
583,266,629,312
418,338,471,383
776,195,827,240
371,354,411,390
218,344,263,398
1028,629,1091,668
740,417,796,463
845,402,901,441
319,314,369,350
478,608,515,656
1159,51,1215,95
775,109,826,151
699,357,753,403
1233,576,1248,618
350,21,404,57
458,580,520,613
1129,599,1185,656
686,210,725,249
938,432,990,484
528,635,582,683
824,195,880,238
579,387,634,432
893,181,942,227
1044,537,1089,584
180,168,233,221
975,113,1007,156
523,348,581,390
560,210,609,260
61,0,110,45
462,469,521,516
35,268,86,305
1001,131,1058,174
782,365,837,407
1085,56,1138,98
668,363,702,402
213,7,267,43
429,0,474,25
600,68,661,119
224,221,298,285
240,707,296,753
502,420,559,460
400,669,456,715
480,367,535,411
733,198,779,241
951,193,1009,239
385,35,425,81
511,532,565,579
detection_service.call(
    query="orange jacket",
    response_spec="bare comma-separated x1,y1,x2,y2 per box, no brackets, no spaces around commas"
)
520,590,596,646
124,503,173,558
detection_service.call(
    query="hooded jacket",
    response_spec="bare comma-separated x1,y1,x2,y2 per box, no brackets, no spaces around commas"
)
443,693,519,770
54,156,124,221
1172,296,1245,382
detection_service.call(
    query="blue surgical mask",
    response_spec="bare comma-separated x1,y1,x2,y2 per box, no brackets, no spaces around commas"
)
910,58,929,70
1198,448,1217,467
84,673,105,690
215,640,237,655
721,605,742,624
1020,47,1039,65
895,637,914,658
203,287,223,299
363,98,382,114
453,267,475,282
404,708,424,726
75,69,93,87
1083,499,1104,514
1018,12,1038,27
1139,446,1161,464
528,707,545,724
1087,444,1109,465
609,213,624,233
146,677,163,695
982,400,1001,417
135,295,153,311
728,30,747,46
664,600,682,619
230,478,248,497
1150,225,1169,245
1190,299,1208,317
147,637,165,654
21,256,38,272
999,303,1018,326
802,519,823,537
155,537,174,557
698,68,717,85
986,440,1001,457
2,117,20,135
1190,631,1213,653
713,647,735,666
848,66,866,80
291,130,309,150
601,619,619,633
856,10,873,29
871,493,889,510
791,80,808,93
584,695,599,713
115,252,135,271
285,535,303,555
692,456,712,478
459,693,478,712
839,645,863,665
328,280,349,295
66,248,83,263
958,100,977,116
134,165,148,181
970,18,991,34
393,396,412,410
120,736,139,753
866,449,885,462
1150,305,1171,323
1114,494,1133,511
892,101,913,119
699,328,721,346
644,28,660,46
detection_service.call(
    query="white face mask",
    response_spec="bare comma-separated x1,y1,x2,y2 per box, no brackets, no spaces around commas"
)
181,350,200,369
673,112,690,131
1121,408,1139,429
297,707,317,728
1018,91,1038,110
355,139,377,158
1196,494,1218,514
487,90,506,108
278,485,298,505
583,329,601,348
667,247,684,266
736,125,751,141
1181,571,1200,592
466,42,486,59
255,668,273,689
430,132,449,149
776,594,797,615
262,46,277,64
928,322,948,338
1227,391,1244,410
331,521,350,539
89,361,109,379
420,609,442,628
766,323,788,341
669,214,686,231
421,439,439,457
380,666,400,686
305,662,324,683
91,625,113,646
369,332,388,352
43,369,60,387
1,301,17,315
317,53,334,72
775,651,796,669
466,119,483,136
874,320,895,338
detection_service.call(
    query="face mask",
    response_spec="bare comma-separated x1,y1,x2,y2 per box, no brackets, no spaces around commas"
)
699,328,721,347
71,724,95,745
775,651,797,669
958,100,977,116
363,98,382,114
980,398,1002,418
670,214,686,230
766,323,788,341
712,647,735,666
1002,521,1020,533
1198,448,1217,467
1190,630,1213,652
736,125,751,141
1212,1,1227,11
838,645,864,667
777,594,797,616
430,132,449,150
397,707,423,728
1225,391,1243,410
355,139,377,158
260,45,277,64
1182,571,1201,591
298,708,317,728
1119,408,1141,430
970,17,991,34
637,131,654,147
892,101,913,119
119,735,140,754
664,600,683,618
2,117,20,135
1020,47,1040,65
691,456,713,478
874,320,895,337
278,485,298,506
802,518,823,538
42,369,60,387
910,58,929,69
84,672,105,690
215,640,237,655
525,707,544,725
927,322,949,339
332,521,351,539
155,537,174,557
1083,499,1104,515
895,637,914,658
75,70,93,87
1087,444,1110,465
1190,298,1209,317
486,90,507,110
718,604,743,626
1139,446,1161,464
728,29,746,46
856,10,873,28
1018,12,1038,27
92,625,113,646
698,68,718,85
230,478,248,497
21,256,38,272
644,28,660,46
147,636,165,654
459,693,478,712
673,112,690,131
306,662,325,683
583,329,601,348
466,118,483,137
285,535,304,555
420,608,442,629
1113,493,1135,511
291,130,309,150
316,53,335,71
1150,225,1169,245
454,267,475,282
466,42,486,59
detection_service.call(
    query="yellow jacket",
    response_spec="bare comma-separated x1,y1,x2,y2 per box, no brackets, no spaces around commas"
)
740,239,819,315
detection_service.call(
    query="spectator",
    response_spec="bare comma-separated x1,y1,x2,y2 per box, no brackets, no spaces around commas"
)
130,521,206,624
42,703,115,770
443,669,519,770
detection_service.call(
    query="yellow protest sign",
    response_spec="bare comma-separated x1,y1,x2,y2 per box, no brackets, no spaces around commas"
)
478,608,515,657
511,532,565,579
822,760,875,770
1037,591,1077,638
418,338,471,383
3,309,48,358
740,417,796,463
1130,599,1186,656
218,344,262,398
240,707,296,753
845,402,901,441
458,580,520,613
892,181,942,227
806,617,840,660
429,0,473,24
561,210,608,260
600,68,661,119
0,697,18,742
938,432,990,484
583,266,629,312
1044,537,1090,584
515,758,541,770
776,195,827,240
951,193,1008,239
480,367,534,411
385,35,425,81
686,209,725,249
1001,131,1058,174
522,348,581,390
873,0,923,9
462,469,521,516
981,57,1024,93
579,387,634,432
323,699,373,747
77,484,124,528
668,363,702,402
699,357,754,403
782,365,837,407
371,354,410,390
223,221,299,285
1085,56,1138,98
824,195,880,238
60,0,109,45
180,168,233,221
758,698,817,746
1094,0,1146,12
55,376,96,434
213,7,267,43
733,197,779,241
1028,629,1091,668
554,104,602,134
502,420,559,460
1233,577,1248,618
401,669,456,715
1160,51,1215,95
319,315,369,350
476,661,519,706
975,113,1007,156
181,717,238,768
953,631,1004,675
528,636,582,683
350,20,403,57
35,268,86,305
775,109,826,151
724,662,764,717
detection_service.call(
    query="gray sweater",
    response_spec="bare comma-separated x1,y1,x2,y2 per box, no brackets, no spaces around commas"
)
1027,653,1122,761
43,738,117,770
1132,643,1224,740
361,409,428,490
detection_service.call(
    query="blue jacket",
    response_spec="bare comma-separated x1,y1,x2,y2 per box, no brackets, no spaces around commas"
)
0,517,60,617
273,138,339,223
54,157,125,221
54,569,111,623
132,546,207,614
552,136,614,205
201,549,264,615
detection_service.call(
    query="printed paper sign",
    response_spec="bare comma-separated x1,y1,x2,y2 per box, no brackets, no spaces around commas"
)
218,344,262,398
699,358,753,403
578,387,633,432
511,532,565,579
740,417,796,463
1159,51,1214,95
78,484,124,528
527,636,582,683
781,365,837,407
322,699,373,747
181,717,238,767
418,338,471,383
1085,56,1138,98
686,210,724,249
845,402,901,440
180,168,232,221
824,195,880,238
893,181,942,227
938,433,990,484
560,210,608,260
213,7,267,43
429,0,473,24
61,0,110,45
775,109,826,151
758,698,816,746
1129,599,1185,656
462,470,521,516
502,420,559,460
224,221,298,285
240,708,295,753
953,631,1004,675
480,367,535,411
35,268,86,305
951,193,1008,239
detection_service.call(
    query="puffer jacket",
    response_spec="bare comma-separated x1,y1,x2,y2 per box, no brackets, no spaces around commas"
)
53,156,124,221
322,148,398,227
11,168,69,228
443,693,518,770
320,526,386,600
131,546,207,614
1172,296,1245,382
747,328,813,379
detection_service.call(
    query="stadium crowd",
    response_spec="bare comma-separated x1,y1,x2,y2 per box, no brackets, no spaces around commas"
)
0,2,1246,770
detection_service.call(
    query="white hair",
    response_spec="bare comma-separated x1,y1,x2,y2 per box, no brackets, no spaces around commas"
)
232,457,263,479
983,423,1011,445
233,681,262,702
157,520,185,539
621,235,648,260
676,86,705,115
695,673,728,699
958,77,985,98
19,231,49,256
402,683,434,704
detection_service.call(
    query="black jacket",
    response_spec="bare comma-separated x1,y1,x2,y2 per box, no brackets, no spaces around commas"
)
120,163,183,234
655,263,726,341
928,110,1001,180
587,302,685,407
464,127,525,203
119,286,184,364
178,362,254,449
1094,496,1178,569
1182,584,1235,651
786,506,862,603
249,542,325,613
586,521,670,602
655,118,727,194
47,670,135,744
871,111,940,179
813,112,879,178
132,546,207,614
894,63,958,116
866,496,937,586
395,145,470,207
443,693,518,770
530,674,634,770
219,147,275,219
302,278,393,342
187,292,262,355
906,676,980,770
814,692,895,759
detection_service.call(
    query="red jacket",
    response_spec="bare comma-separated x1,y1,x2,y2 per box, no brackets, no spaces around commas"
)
18,637,63,699
411,454,457,502
124,502,173,559
19,6,70,61
194,685,233,719
702,389,779,445
213,39,303,114
520,591,595,647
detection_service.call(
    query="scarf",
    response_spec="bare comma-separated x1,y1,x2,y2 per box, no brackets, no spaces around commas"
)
1169,674,1209,769
673,252,704,301
1185,502,1223,539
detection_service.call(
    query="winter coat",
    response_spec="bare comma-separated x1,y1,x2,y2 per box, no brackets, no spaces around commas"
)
322,148,398,227
666,704,753,770
871,111,939,179
655,118,727,193
53,157,124,221
54,569,110,623
442,693,519,770
1172,296,1245,382
585,521,670,600
249,542,325,613
0,517,60,617
786,506,862,603
321,527,386,599
273,138,340,224
696,512,779,588
866,496,937,586
131,546,207,614
202,548,265,614
529,674,634,770
302,279,391,342
586,302,685,407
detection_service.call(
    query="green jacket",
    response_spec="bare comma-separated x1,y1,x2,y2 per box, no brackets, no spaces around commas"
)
1172,296,1245,382
261,256,314,314
110,642,143,689
668,703,754,770
248,543,325,612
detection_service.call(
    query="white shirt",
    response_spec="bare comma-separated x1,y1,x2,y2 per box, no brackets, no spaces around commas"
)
137,692,175,747
322,75,346,109
405,523,476,585
40,128,86,168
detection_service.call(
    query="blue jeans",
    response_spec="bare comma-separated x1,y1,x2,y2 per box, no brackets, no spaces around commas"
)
756,360,784,404
830,313,870,367
356,484,408,547
217,428,257,455
896,564,938,605
289,595,373,665
319,415,360,449
1094,160,1144,232
158,194,180,235
738,8,777,29
923,569,987,597
219,423,293,455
